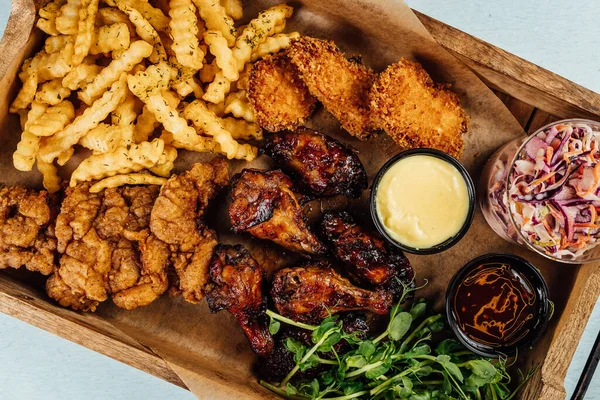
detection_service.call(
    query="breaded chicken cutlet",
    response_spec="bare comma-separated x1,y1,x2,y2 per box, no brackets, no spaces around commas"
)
369,59,468,158
248,53,316,132
287,37,376,140
0,186,58,275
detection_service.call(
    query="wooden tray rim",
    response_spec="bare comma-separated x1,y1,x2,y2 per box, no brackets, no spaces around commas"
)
0,3,599,400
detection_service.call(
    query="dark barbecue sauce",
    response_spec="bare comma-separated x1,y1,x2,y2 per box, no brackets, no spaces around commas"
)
453,262,537,348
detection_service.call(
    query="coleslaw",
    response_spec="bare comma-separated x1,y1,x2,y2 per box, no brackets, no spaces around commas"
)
506,121,600,259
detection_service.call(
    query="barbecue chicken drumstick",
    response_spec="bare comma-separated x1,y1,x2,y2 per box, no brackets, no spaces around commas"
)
205,244,274,355
270,262,393,323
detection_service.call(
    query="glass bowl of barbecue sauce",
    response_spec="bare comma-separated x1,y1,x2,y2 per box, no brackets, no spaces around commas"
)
445,253,551,358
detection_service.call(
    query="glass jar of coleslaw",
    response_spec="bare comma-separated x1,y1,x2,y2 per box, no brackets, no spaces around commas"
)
480,119,600,263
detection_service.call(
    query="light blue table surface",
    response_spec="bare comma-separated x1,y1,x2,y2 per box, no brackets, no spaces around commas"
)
0,1,599,399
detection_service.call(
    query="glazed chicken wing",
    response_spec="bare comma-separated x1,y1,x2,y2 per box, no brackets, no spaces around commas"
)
248,53,316,132
0,186,58,275
270,262,392,323
321,212,414,296
205,244,274,355
150,159,229,303
287,37,376,140
262,127,367,198
229,169,326,256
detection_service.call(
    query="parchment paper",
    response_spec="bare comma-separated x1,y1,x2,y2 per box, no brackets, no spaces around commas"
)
0,0,576,399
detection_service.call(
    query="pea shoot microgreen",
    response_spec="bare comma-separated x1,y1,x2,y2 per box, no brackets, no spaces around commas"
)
260,280,537,400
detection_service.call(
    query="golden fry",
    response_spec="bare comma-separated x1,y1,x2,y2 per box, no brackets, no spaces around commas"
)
39,74,128,163
183,99,257,160
169,0,204,69
104,0,169,32
35,79,72,106
36,157,62,193
204,30,238,80
62,62,101,90
56,147,75,166
24,43,74,82
145,95,198,146
202,71,231,104
192,0,236,46
232,5,293,72
207,101,226,116
9,71,38,113
250,32,300,62
220,0,242,20
78,123,123,154
37,0,67,36
221,117,263,140
126,62,171,101
55,0,81,35
72,0,99,66
44,35,74,54
133,106,159,143
160,130,217,153
70,138,165,184
90,22,130,54
13,103,47,171
79,40,153,105
224,90,254,122
199,59,219,83
14,132,41,172
149,144,177,176
29,100,75,137
96,7,135,32
118,5,167,63
89,173,167,193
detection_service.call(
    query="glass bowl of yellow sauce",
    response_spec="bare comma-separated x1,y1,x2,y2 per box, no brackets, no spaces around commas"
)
370,148,476,254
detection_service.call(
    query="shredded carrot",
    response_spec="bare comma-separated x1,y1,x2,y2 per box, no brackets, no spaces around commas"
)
542,219,554,233
546,146,554,163
530,171,557,187
570,235,591,249
564,149,583,161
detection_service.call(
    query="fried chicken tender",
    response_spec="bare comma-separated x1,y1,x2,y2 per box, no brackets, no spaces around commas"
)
248,53,316,132
48,183,169,311
369,59,469,159
150,159,229,303
106,186,169,310
49,183,109,311
0,186,58,275
287,37,376,140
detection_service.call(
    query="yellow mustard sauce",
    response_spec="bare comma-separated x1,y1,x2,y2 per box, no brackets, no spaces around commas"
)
375,155,469,248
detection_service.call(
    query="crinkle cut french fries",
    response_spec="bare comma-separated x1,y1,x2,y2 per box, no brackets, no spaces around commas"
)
10,0,297,192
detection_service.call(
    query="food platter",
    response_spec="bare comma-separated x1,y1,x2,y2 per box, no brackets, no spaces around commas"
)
1,0,600,399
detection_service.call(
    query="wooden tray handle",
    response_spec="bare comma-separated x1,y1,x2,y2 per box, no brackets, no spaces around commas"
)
0,0,35,80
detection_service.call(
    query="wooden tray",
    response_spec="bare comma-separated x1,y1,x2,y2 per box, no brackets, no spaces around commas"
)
1,2,600,399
